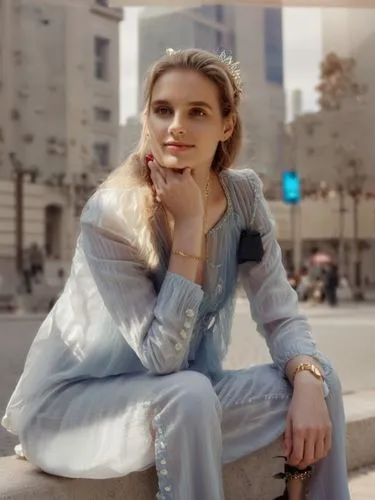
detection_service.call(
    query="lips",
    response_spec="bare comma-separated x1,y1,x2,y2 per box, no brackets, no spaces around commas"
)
164,142,195,152
165,142,194,147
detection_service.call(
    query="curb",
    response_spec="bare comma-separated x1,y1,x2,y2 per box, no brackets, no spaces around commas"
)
0,313,46,322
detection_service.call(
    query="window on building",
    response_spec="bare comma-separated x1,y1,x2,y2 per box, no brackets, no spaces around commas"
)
93,142,110,168
94,107,111,122
95,0,108,6
264,9,284,86
94,37,110,81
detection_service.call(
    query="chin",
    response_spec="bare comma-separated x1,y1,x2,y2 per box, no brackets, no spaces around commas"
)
161,155,189,170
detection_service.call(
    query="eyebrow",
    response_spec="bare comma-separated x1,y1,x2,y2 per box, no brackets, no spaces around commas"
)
151,99,213,111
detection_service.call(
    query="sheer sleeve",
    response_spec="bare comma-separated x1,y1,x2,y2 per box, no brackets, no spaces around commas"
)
80,189,204,375
238,171,320,374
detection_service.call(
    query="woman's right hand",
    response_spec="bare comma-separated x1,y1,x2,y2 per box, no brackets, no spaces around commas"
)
148,159,205,225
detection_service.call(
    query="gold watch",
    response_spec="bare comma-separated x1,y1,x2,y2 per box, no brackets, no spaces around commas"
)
292,363,324,383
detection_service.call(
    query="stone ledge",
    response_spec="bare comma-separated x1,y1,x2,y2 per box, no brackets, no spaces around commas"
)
1,391,375,500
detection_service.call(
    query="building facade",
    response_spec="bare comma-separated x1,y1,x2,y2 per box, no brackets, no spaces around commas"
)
232,5,285,176
0,0,122,282
282,105,375,283
119,116,142,164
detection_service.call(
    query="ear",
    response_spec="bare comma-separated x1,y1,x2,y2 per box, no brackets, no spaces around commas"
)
222,114,236,142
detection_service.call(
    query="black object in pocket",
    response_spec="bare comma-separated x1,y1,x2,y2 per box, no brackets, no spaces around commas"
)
237,229,264,264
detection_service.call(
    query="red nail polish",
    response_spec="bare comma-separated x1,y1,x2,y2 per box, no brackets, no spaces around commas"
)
145,153,154,165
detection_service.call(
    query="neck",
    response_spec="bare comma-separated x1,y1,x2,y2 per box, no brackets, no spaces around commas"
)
191,164,212,195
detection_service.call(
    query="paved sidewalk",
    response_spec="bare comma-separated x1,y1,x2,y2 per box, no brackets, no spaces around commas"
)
349,466,375,499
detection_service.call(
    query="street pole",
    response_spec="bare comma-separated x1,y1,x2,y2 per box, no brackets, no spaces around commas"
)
290,204,295,272
352,192,364,301
291,203,301,273
289,108,301,274
337,184,346,276
15,170,24,276
9,153,25,279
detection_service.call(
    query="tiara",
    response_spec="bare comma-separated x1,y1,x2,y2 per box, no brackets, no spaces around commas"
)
165,48,242,90
218,50,241,89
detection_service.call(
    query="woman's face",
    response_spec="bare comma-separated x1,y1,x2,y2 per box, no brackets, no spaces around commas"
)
146,69,234,171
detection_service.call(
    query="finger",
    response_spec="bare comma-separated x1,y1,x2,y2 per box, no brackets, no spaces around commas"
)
163,165,186,186
289,429,305,466
284,415,293,458
324,427,332,456
151,161,165,181
145,153,154,165
150,162,166,186
154,164,167,183
299,434,316,469
148,164,158,187
314,435,326,462
150,167,167,200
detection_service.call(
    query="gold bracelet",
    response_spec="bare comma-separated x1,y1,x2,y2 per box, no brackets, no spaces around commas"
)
172,249,202,261
285,469,313,482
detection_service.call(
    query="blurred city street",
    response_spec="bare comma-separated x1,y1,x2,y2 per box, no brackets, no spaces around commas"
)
228,298,375,395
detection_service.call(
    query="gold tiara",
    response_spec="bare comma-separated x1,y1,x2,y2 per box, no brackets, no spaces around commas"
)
165,48,242,90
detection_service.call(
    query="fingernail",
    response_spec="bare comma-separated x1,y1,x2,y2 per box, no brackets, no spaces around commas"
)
145,153,154,166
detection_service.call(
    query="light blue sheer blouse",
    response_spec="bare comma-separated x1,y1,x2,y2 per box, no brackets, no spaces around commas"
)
2,168,324,436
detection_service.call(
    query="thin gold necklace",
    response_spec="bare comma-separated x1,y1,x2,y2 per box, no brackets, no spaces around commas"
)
203,172,211,235
164,172,211,260
202,172,211,263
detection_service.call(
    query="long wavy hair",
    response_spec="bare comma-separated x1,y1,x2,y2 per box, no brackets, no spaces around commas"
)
102,48,243,269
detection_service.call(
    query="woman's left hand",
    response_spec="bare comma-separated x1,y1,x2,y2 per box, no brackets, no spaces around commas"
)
284,375,332,469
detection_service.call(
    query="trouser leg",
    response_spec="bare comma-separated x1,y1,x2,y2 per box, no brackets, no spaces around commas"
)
152,371,224,500
214,363,350,500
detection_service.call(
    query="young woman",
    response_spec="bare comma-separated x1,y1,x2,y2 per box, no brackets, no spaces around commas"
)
2,49,349,500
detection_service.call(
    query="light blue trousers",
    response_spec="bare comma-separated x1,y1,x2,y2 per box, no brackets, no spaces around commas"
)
151,364,350,500
20,364,350,500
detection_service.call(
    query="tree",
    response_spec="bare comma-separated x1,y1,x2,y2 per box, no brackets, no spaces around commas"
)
316,52,367,111
316,52,369,301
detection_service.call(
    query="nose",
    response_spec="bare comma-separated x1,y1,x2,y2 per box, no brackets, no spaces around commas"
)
168,112,186,137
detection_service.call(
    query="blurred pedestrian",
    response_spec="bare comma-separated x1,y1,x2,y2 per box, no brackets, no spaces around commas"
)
297,267,311,302
22,247,32,294
29,242,44,283
323,264,339,307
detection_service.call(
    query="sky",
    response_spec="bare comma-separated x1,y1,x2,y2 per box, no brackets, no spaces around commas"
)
119,7,323,124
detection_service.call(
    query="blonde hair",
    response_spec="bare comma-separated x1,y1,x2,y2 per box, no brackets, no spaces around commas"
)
102,48,243,268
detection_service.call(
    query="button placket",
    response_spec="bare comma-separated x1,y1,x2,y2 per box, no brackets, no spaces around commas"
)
154,407,172,500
